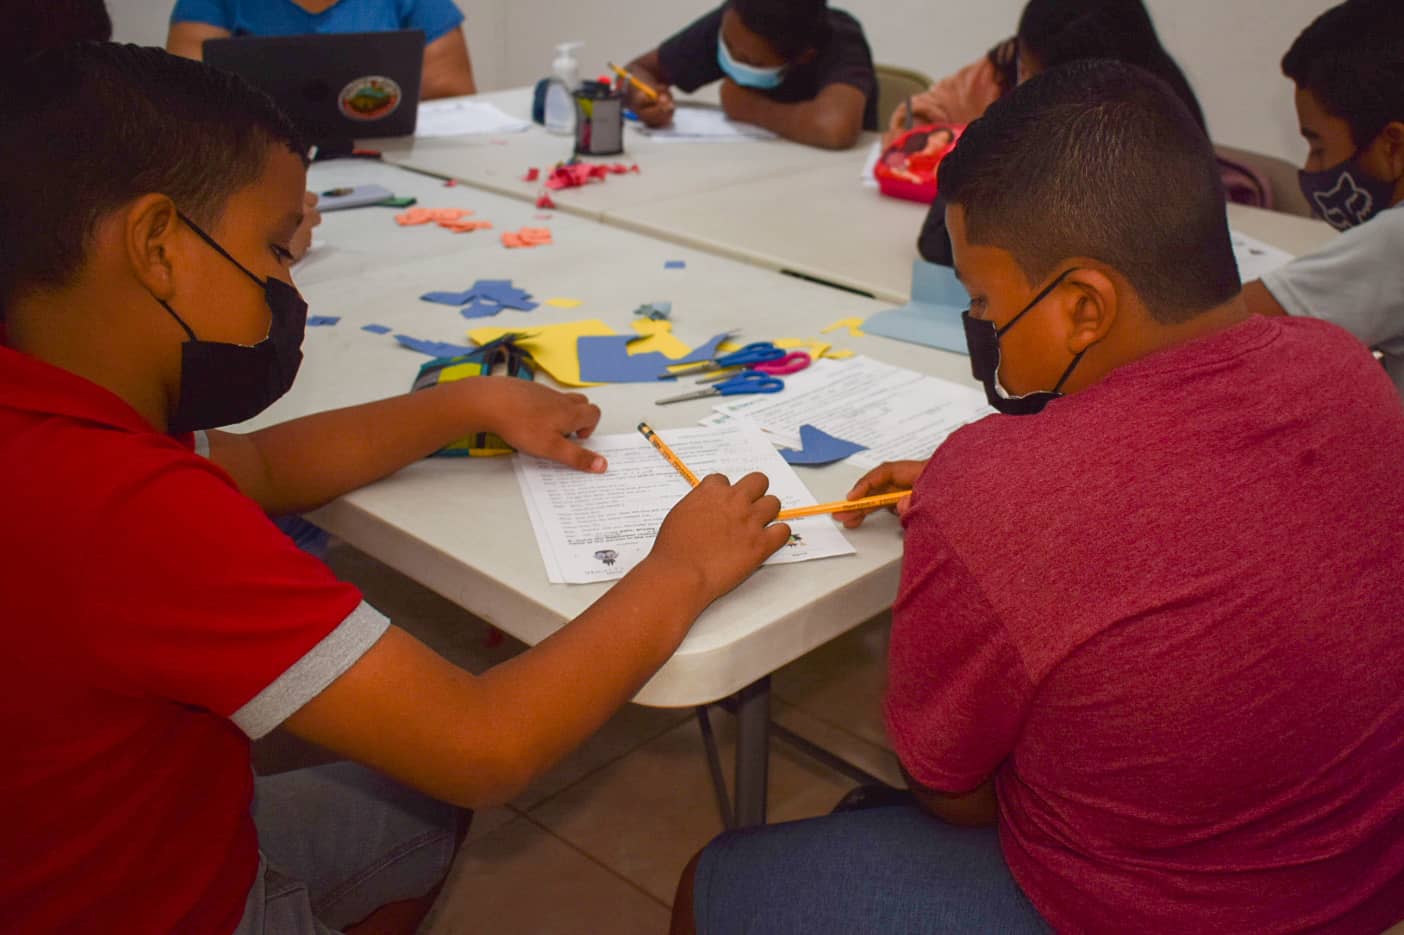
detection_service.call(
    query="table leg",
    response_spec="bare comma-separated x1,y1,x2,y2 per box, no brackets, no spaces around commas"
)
695,706,734,829
732,676,771,827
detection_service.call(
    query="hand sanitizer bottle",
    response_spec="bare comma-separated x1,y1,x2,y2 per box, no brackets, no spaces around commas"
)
543,41,583,135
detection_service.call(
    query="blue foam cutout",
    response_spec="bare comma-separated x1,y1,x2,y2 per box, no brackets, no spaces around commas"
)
577,336,675,383
361,323,393,334
461,298,503,319
307,315,340,326
779,424,868,466
673,332,729,365
421,290,473,306
861,260,971,356
472,279,534,307
424,279,537,313
665,260,686,269
394,335,476,358
575,331,731,383
472,279,514,292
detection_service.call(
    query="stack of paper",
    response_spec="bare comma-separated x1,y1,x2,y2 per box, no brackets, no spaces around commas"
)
416,98,532,138
634,106,777,143
515,423,854,584
702,357,992,469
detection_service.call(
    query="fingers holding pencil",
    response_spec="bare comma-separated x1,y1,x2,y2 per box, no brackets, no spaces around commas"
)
833,459,928,528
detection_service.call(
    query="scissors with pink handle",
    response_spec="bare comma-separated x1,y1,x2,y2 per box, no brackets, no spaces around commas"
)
695,350,812,384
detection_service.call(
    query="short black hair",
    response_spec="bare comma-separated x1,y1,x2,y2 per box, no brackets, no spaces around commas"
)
938,60,1239,325
729,0,829,61
0,0,111,60
1017,0,1207,133
1282,0,1404,149
0,44,305,314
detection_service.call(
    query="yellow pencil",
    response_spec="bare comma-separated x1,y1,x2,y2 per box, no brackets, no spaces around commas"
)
777,490,910,521
608,61,661,102
638,421,700,487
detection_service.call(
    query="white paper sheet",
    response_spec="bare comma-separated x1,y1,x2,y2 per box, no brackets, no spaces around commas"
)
416,98,531,138
1231,229,1295,282
514,422,854,584
859,141,881,188
711,357,993,469
634,106,777,143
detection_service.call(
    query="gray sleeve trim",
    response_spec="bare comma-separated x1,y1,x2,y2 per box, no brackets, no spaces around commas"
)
193,431,211,459
232,601,391,740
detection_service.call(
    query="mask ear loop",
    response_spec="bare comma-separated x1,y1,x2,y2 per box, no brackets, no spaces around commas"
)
995,267,1078,338
176,211,265,288
1051,348,1087,394
155,297,198,341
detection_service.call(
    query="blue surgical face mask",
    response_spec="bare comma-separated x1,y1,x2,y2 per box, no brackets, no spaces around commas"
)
717,33,785,90
1298,151,1397,232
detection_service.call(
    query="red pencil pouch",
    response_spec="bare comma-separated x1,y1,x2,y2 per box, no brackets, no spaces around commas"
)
874,123,965,204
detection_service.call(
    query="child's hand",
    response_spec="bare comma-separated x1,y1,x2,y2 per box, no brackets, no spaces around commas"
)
646,472,790,603
633,87,675,127
474,379,606,473
834,459,927,528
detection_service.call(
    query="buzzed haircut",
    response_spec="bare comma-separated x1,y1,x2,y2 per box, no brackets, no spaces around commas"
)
938,59,1240,325
729,0,829,60
0,43,305,314
1282,0,1404,150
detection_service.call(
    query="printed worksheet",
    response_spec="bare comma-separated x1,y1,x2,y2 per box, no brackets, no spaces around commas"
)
514,422,854,584
415,98,531,137
709,357,993,469
633,106,778,142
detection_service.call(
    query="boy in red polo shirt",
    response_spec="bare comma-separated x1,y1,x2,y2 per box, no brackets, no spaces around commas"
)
671,61,1404,934
0,45,790,934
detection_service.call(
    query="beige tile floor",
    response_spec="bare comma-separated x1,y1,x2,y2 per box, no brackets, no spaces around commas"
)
312,542,901,933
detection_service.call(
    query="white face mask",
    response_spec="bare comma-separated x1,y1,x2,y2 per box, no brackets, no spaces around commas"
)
717,34,786,89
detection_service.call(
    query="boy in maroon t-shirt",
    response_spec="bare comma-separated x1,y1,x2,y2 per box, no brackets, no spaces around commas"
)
672,61,1404,934
0,45,790,934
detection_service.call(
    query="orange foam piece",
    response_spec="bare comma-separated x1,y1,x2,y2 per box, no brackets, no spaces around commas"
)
439,219,493,233
501,226,553,248
395,207,434,226
396,207,472,226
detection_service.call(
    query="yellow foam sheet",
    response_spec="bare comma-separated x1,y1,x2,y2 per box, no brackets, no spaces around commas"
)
468,319,713,387
468,319,617,387
821,317,867,338
545,297,582,309
629,319,693,358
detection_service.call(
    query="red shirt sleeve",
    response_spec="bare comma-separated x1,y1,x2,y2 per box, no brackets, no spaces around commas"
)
61,441,364,719
883,488,1035,793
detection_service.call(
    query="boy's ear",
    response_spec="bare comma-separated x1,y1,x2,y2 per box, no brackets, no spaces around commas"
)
1061,267,1118,356
1378,120,1404,182
791,46,818,67
122,195,183,302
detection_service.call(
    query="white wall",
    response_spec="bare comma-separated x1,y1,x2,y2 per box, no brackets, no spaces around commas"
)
109,0,1336,163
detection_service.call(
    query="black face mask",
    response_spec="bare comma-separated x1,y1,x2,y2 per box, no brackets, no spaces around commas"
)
155,213,308,433
1297,151,1397,232
961,268,1085,416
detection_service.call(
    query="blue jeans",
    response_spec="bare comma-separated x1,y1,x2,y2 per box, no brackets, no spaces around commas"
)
694,806,1049,934
273,516,330,559
235,762,460,934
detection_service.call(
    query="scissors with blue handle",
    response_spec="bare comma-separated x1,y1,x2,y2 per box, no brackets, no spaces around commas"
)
696,350,812,384
656,371,785,405
669,342,786,376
